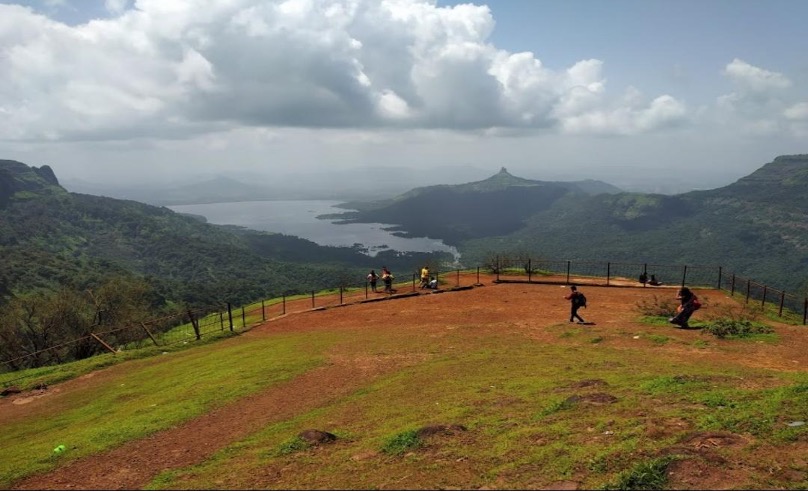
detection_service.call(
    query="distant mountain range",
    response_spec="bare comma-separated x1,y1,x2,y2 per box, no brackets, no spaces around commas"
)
3,154,807,306
328,156,808,294
61,165,497,205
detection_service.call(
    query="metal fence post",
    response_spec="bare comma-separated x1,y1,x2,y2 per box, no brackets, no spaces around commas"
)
311,291,315,308
241,306,246,327
746,280,751,304
761,286,767,308
779,291,785,317
219,311,224,331
717,266,723,290
188,309,200,340
227,303,233,332
340,286,344,305
282,294,286,315
731,274,736,295
566,260,571,284
804,298,807,325
606,262,611,286
681,265,687,287
261,300,266,321
477,266,480,285
528,258,532,282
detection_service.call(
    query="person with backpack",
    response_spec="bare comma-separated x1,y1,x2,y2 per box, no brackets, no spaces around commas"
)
669,286,700,328
564,285,586,323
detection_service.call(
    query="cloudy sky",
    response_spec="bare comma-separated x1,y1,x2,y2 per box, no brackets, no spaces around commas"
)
1,0,807,192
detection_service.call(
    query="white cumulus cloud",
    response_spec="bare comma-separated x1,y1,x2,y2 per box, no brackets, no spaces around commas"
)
724,58,792,92
716,59,807,136
784,102,808,121
0,0,689,142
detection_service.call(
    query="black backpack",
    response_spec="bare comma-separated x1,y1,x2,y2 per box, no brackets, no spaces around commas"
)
576,292,587,308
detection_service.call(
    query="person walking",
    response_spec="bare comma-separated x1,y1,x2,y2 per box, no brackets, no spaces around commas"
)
564,285,586,323
367,269,379,293
669,287,700,328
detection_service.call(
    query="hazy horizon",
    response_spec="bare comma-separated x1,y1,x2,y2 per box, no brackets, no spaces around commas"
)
2,0,806,194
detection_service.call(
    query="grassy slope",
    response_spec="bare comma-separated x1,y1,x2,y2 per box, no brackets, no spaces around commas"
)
0,334,328,486
1,282,807,490
147,331,807,490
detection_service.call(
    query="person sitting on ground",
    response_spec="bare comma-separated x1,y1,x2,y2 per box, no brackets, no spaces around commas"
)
648,274,663,286
639,272,648,286
428,277,438,289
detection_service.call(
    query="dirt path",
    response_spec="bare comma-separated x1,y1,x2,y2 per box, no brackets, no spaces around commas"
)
11,353,415,490
5,276,807,489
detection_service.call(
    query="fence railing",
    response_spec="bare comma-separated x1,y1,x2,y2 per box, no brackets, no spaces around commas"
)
2,258,805,386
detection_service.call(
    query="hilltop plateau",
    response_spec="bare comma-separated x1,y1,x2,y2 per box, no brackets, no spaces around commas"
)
1,276,806,490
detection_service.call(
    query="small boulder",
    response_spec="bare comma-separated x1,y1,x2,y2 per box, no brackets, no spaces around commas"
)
416,424,468,438
1,386,22,397
298,429,337,445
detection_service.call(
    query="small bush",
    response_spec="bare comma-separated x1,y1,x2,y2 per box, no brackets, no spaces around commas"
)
635,295,679,317
603,455,677,490
381,430,423,455
702,306,772,338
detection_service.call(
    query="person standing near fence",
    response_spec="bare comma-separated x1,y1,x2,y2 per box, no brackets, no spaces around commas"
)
367,269,379,292
669,287,700,328
420,265,430,289
564,285,586,323
381,267,394,294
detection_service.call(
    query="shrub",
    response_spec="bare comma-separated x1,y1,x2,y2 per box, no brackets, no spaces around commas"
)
702,305,772,339
635,295,679,317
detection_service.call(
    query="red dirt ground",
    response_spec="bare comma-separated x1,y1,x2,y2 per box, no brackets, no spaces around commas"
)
2,274,807,490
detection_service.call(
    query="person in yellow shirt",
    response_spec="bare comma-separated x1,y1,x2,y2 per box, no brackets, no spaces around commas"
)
420,266,430,289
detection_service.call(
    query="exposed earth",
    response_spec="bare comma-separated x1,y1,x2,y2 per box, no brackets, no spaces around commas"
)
2,273,807,490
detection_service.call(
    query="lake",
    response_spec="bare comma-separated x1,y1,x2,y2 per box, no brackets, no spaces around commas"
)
169,200,459,258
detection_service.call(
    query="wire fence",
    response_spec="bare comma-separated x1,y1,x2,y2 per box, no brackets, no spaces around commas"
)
2,257,806,387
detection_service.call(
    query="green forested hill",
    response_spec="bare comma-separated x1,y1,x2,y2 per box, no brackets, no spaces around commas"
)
331,168,620,243
459,155,808,293
333,156,808,294
0,160,445,309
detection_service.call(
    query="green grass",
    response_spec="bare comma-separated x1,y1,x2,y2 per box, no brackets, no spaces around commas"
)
275,436,311,456
0,335,330,487
1,329,244,391
603,455,678,490
5,297,807,490
381,429,424,455
137,331,805,490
